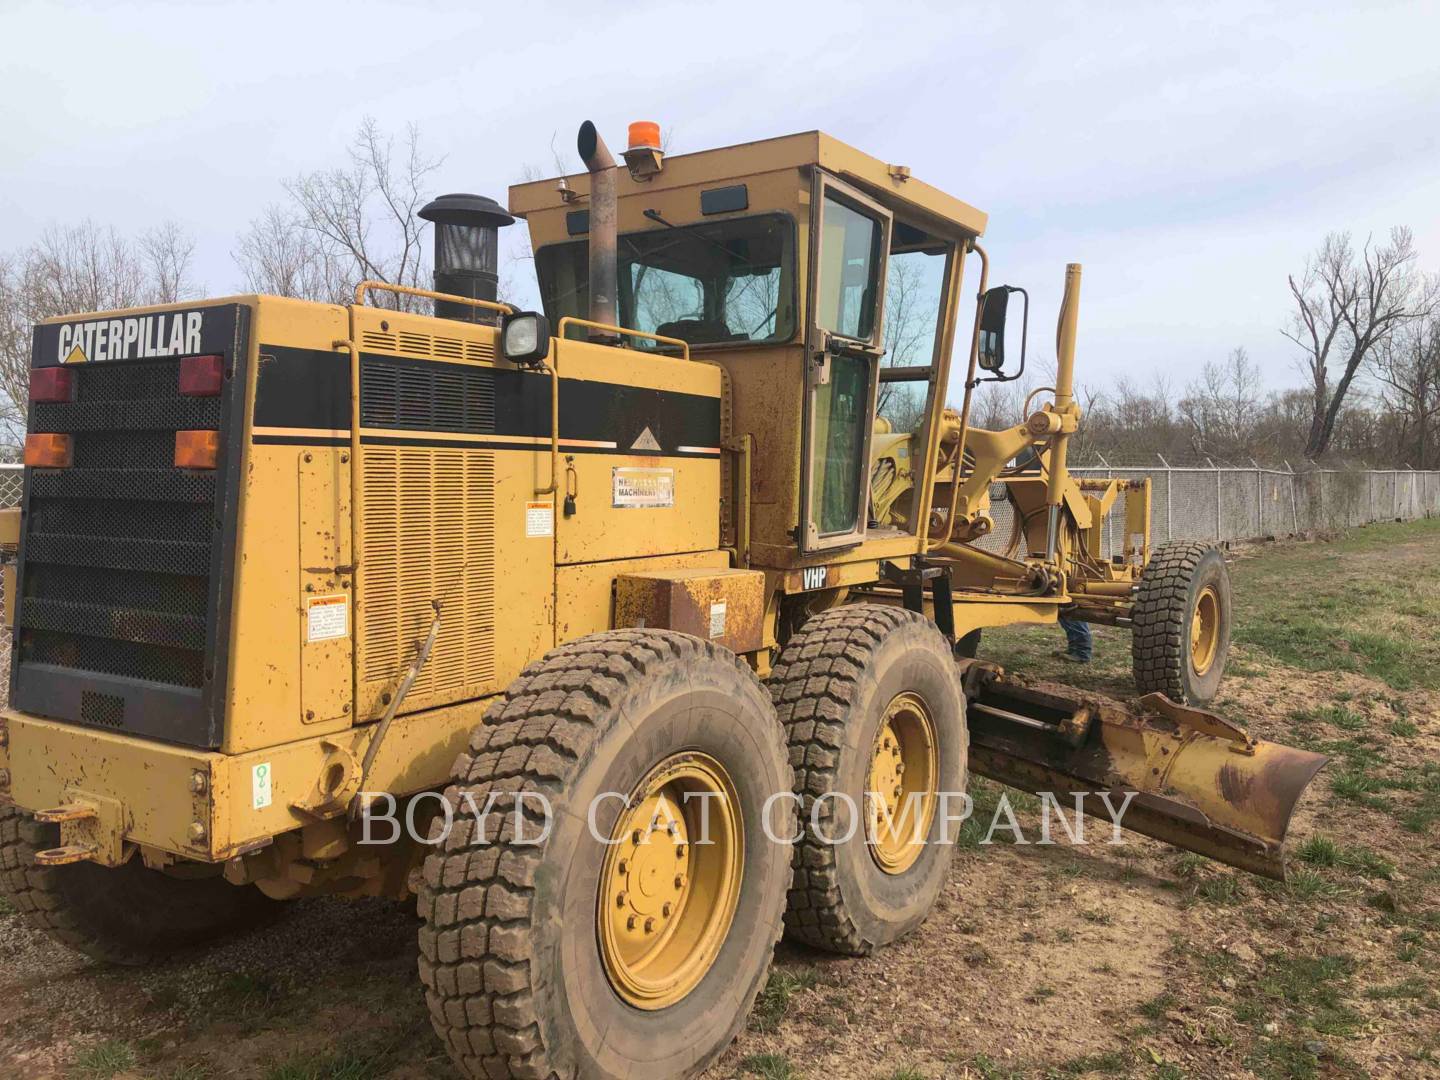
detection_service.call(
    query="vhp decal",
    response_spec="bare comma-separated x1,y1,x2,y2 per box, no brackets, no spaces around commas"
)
802,566,828,590
55,311,203,364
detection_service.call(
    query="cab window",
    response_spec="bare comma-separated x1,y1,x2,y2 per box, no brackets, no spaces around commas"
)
535,213,796,348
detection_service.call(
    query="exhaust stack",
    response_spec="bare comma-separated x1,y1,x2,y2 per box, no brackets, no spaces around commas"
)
417,193,514,323
578,121,618,341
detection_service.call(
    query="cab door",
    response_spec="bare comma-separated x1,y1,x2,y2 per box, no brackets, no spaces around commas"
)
800,172,892,553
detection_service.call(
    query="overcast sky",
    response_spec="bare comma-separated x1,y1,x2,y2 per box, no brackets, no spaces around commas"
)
5,0,1438,400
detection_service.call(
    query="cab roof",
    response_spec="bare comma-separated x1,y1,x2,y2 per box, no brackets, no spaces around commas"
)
508,130,987,241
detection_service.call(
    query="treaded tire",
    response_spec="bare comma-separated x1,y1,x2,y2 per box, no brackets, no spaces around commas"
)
769,604,968,956
0,804,279,966
1132,541,1232,705
417,629,792,1080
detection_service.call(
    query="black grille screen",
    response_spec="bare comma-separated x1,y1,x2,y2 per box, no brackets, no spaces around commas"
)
18,356,213,690
14,302,247,748
360,356,496,433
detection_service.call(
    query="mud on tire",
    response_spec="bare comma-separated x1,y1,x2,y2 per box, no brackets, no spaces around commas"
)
1132,541,1232,705
0,804,278,966
769,604,968,956
417,629,792,1080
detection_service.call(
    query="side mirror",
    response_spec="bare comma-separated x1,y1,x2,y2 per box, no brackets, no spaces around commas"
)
501,311,552,366
976,285,1028,381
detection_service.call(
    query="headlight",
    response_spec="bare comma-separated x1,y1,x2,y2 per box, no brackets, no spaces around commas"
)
501,312,551,365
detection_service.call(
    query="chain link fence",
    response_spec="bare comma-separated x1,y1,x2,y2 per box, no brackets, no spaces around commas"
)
980,458,1440,559
1,461,1435,556
0,466,20,508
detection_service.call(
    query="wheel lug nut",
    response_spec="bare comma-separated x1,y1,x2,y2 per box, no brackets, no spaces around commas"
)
662,902,673,917
632,829,643,844
644,917,655,934
617,859,628,874
626,915,637,930
674,874,685,889
616,891,627,907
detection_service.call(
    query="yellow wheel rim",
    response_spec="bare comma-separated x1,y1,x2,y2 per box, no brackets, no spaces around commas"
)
598,752,743,1010
866,692,938,875
1191,584,1220,675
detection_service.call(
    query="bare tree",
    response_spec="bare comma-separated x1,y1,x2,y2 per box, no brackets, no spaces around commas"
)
1372,296,1440,468
1284,228,1429,459
877,257,940,433
234,119,443,310
1179,347,1264,459
0,221,201,444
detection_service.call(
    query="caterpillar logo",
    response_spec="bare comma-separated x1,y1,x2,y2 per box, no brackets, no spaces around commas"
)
55,311,203,364
802,566,827,590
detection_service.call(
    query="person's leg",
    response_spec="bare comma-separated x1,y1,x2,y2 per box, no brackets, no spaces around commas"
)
1058,616,1093,661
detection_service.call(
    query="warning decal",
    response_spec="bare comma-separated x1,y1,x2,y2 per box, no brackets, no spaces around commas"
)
613,467,675,508
526,500,554,537
306,594,348,642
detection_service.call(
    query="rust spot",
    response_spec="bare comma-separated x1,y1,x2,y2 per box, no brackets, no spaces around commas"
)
1217,761,1254,804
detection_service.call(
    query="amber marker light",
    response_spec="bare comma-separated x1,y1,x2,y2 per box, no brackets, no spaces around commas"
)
175,429,219,469
24,433,72,467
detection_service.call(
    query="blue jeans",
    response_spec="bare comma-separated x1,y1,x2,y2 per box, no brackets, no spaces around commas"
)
1059,616,1092,660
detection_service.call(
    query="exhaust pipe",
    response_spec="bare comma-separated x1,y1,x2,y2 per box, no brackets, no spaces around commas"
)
578,121,619,342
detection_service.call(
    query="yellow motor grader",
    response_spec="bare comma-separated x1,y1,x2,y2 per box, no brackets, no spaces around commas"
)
0,119,1324,1079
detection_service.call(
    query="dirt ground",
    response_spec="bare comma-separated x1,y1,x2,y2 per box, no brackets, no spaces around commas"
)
1,522,1437,1080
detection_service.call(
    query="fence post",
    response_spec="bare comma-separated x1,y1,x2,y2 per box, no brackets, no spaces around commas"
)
1285,460,1298,534
1251,458,1263,535
1157,454,1172,542
1369,471,1375,522
1209,458,1221,541
1393,470,1400,520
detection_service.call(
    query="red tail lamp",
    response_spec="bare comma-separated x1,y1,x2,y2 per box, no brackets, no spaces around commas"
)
29,367,73,403
175,430,219,469
179,354,224,396
24,433,72,468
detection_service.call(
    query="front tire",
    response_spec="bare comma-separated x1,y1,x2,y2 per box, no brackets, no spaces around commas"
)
418,630,792,1080
0,804,278,966
769,604,968,956
1132,541,1232,705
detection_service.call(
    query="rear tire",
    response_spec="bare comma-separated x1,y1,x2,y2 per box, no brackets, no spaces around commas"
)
1132,542,1232,705
769,604,968,956
418,630,792,1080
0,804,279,966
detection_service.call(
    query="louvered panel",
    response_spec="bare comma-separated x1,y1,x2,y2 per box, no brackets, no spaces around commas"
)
361,450,400,681
398,451,436,697
465,452,497,684
360,446,496,707
432,335,464,359
361,330,399,351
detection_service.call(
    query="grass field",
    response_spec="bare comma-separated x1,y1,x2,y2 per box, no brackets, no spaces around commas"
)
1,520,1437,1079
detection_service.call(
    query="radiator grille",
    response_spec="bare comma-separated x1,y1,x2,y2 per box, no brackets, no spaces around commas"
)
360,358,496,434
18,355,215,691
360,448,496,702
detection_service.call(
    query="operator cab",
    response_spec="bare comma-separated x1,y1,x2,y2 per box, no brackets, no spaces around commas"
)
512,127,1026,566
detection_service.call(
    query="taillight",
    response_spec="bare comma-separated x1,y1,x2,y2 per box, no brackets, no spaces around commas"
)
24,433,72,467
175,430,219,469
29,367,73,403
179,354,224,396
